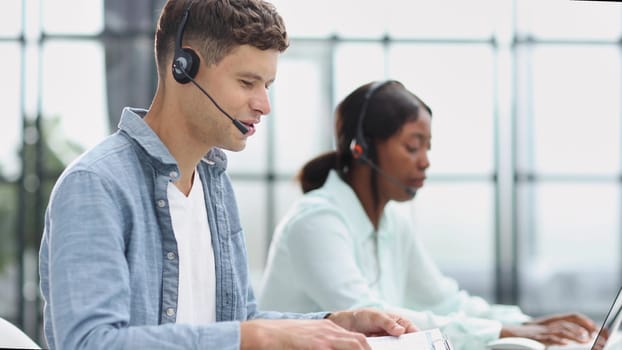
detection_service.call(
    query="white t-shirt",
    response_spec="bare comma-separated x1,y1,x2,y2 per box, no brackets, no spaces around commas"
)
167,170,216,325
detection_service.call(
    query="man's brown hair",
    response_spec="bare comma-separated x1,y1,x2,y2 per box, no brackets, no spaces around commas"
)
155,0,289,78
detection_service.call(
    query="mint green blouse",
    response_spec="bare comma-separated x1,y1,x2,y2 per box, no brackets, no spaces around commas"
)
258,170,530,350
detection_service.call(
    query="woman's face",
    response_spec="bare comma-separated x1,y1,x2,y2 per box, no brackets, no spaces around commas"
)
375,110,431,202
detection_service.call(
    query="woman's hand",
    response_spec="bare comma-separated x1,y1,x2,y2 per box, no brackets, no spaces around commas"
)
501,313,598,345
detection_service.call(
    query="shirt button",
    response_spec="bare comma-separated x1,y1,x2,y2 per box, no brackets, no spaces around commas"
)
157,199,166,208
169,171,178,179
166,308,175,317
166,252,176,260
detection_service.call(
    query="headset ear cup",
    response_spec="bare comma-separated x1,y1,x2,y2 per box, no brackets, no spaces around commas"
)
172,48,200,84
349,139,367,161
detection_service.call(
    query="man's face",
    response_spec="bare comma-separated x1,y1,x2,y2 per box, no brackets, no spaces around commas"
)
184,44,279,152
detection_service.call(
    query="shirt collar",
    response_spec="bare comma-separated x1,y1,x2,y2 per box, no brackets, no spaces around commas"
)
323,170,391,241
117,107,228,171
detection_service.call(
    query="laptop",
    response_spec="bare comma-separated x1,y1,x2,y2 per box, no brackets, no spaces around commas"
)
549,285,622,350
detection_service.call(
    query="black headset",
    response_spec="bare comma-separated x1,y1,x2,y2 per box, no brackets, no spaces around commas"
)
169,3,250,134
172,4,200,84
349,80,395,161
348,80,417,197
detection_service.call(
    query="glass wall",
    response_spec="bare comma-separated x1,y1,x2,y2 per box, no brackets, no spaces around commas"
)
514,0,622,315
1,0,621,343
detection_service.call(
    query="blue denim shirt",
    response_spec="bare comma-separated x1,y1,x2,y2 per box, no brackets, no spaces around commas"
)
39,107,325,350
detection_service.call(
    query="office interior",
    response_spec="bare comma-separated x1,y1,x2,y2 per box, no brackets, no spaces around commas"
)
1,0,621,344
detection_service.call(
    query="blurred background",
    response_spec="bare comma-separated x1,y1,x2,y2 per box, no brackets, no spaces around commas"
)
1,0,621,343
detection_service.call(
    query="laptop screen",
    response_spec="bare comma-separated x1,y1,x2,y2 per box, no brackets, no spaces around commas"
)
591,286,622,350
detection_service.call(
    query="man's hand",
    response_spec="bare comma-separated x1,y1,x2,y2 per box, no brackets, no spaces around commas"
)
501,313,598,345
241,318,371,350
326,308,418,337
240,309,418,350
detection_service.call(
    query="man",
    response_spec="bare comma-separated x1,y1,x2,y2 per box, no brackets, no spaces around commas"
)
38,0,417,349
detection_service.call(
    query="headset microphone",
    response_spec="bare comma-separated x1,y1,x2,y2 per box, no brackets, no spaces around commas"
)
175,68,250,135
172,5,249,135
368,158,417,197
351,140,417,197
350,81,417,198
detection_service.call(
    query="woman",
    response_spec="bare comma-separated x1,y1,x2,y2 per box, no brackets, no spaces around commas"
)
258,80,596,349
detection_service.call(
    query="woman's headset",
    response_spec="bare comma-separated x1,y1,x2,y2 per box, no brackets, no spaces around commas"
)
349,80,395,162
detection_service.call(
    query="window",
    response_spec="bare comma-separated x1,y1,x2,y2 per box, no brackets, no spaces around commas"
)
3,1,622,344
